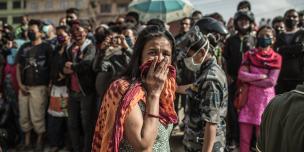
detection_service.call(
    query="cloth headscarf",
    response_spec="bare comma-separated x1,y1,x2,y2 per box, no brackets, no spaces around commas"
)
243,48,282,69
92,60,178,152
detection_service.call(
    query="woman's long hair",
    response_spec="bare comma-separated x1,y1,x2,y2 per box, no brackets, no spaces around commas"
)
123,25,176,81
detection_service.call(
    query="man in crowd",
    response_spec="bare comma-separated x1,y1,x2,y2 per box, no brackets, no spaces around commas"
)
15,15,29,39
175,17,193,42
16,19,53,151
66,8,80,27
272,16,285,35
191,10,203,23
274,9,304,94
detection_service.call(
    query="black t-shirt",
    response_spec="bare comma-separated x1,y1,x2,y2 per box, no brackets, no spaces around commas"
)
50,45,66,86
16,42,53,86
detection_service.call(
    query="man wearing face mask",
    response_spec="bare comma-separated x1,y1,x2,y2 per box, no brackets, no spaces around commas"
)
15,19,53,151
222,10,256,149
178,17,228,152
62,20,97,152
274,9,304,94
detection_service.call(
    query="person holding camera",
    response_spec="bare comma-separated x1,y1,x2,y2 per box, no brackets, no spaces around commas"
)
15,19,53,151
93,27,133,104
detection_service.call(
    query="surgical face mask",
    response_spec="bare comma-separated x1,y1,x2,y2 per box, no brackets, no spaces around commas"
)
57,35,66,44
183,39,210,72
184,56,202,72
43,26,49,35
257,37,272,48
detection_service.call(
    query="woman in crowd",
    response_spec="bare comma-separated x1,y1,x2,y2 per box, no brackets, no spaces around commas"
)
237,25,282,152
91,25,178,152
47,25,71,152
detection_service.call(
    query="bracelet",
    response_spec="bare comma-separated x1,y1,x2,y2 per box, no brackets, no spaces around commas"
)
145,112,160,119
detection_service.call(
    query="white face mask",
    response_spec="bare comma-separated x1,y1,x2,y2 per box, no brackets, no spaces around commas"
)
183,39,210,72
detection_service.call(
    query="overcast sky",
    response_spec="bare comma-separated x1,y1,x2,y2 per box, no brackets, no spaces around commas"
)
190,0,304,22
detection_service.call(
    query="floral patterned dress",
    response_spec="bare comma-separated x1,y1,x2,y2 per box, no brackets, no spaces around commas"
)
119,102,173,152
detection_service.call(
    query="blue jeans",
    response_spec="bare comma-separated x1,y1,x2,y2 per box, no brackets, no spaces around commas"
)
68,92,97,152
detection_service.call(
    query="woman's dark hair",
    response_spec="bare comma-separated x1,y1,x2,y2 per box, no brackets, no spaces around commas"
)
123,25,175,80
257,25,276,38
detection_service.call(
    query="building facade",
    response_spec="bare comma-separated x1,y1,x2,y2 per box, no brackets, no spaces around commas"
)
97,0,132,24
0,0,95,26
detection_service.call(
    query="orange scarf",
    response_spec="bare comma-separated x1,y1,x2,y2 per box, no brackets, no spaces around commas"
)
92,61,177,152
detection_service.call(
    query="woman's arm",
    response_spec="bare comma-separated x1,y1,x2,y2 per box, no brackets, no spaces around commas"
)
124,57,169,151
249,69,280,88
124,94,161,151
238,65,266,82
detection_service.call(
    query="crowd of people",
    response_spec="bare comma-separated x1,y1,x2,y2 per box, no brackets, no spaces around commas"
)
0,0,304,152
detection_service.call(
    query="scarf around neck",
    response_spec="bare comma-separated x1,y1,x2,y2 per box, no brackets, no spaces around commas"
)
243,48,282,69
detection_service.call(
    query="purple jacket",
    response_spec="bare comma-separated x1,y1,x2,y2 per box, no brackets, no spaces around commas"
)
237,64,280,125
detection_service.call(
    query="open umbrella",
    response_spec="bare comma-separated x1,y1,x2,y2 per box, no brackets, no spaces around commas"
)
128,0,193,23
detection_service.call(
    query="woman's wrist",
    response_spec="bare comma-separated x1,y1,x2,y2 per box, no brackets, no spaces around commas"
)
145,112,160,119
147,91,161,98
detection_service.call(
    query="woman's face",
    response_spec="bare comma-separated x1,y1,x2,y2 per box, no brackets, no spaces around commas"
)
258,28,274,44
56,29,70,43
141,36,172,65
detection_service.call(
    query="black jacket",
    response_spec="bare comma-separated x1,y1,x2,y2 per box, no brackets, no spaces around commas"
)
92,47,132,97
274,29,304,81
223,34,256,80
50,44,68,86
63,39,96,95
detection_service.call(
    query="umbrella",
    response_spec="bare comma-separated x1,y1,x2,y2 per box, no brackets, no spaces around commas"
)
128,0,193,23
